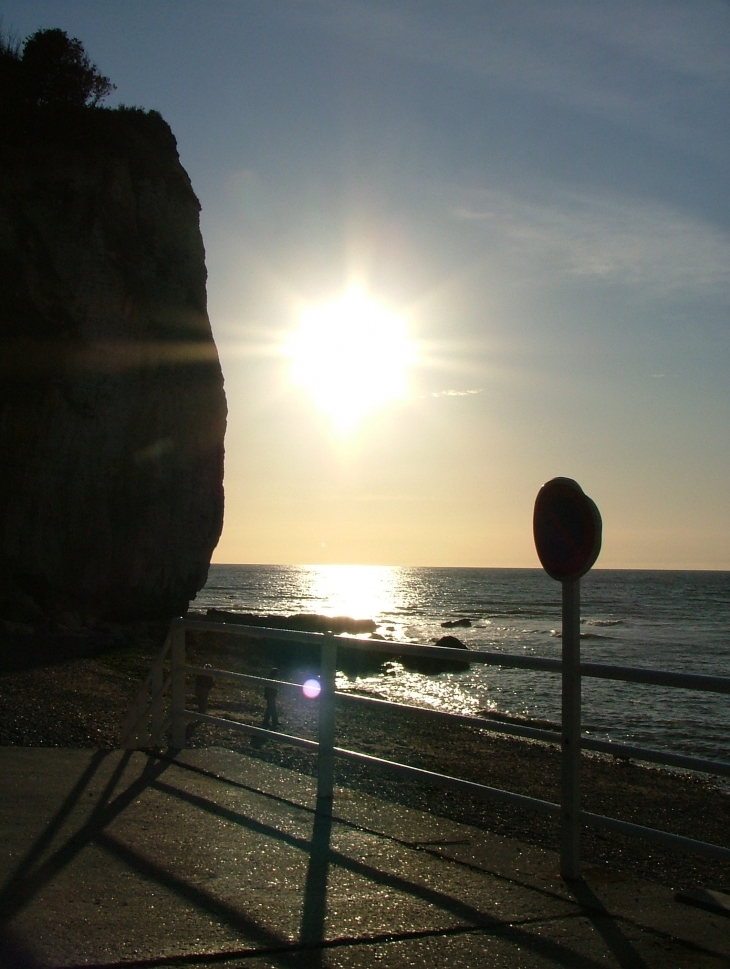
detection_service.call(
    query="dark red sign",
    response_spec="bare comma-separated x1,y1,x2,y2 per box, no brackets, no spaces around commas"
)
533,478,602,581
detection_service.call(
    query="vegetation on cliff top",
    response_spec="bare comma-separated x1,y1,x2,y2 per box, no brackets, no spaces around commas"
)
0,25,177,166
0,26,114,109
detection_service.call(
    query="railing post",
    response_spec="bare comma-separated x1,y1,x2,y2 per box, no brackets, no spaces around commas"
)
316,634,337,815
120,690,148,749
170,618,187,749
149,656,164,746
561,579,581,879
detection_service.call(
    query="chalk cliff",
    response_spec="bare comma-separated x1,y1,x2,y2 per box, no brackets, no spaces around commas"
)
0,106,226,623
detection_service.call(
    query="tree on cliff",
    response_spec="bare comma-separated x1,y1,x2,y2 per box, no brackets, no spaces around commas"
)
0,26,22,105
0,27,115,108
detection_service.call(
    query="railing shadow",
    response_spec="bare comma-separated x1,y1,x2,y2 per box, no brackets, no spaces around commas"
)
2,749,111,890
1,749,660,969
0,751,170,922
565,878,650,969
96,831,297,965
150,771,615,969
295,809,332,967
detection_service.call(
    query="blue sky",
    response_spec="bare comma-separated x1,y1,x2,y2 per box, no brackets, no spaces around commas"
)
4,1,729,567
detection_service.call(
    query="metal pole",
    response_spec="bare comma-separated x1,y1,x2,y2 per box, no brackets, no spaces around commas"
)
561,579,581,879
170,618,187,749
316,634,337,814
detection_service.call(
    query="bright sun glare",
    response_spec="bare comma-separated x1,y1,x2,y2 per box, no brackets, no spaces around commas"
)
285,287,416,433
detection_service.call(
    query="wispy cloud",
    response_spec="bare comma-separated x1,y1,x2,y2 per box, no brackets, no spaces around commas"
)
430,388,483,398
452,207,494,222
309,0,730,151
549,1,730,80
450,188,730,290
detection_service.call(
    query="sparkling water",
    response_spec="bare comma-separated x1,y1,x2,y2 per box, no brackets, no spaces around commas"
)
192,566,729,764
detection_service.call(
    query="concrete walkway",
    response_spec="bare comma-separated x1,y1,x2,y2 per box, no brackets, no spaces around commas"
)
0,747,727,968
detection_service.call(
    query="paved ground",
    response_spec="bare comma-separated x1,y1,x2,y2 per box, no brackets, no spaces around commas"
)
0,747,727,968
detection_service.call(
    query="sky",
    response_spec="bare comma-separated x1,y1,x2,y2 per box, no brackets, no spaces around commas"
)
4,0,729,569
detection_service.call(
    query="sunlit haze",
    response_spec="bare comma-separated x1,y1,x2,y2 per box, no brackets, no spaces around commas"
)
6,1,729,569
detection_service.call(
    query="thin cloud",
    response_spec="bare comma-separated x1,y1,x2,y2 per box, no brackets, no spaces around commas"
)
312,0,729,153
549,0,730,80
430,388,483,398
453,207,494,222
450,188,730,290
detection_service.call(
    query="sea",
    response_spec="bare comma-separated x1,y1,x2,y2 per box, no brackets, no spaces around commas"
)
191,566,729,768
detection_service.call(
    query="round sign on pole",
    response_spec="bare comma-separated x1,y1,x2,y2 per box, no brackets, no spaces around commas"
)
533,478,602,582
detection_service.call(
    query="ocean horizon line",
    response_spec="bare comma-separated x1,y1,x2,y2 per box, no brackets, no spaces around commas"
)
209,563,730,574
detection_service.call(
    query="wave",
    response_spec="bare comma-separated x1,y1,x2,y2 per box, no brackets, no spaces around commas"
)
583,619,623,627
550,629,612,640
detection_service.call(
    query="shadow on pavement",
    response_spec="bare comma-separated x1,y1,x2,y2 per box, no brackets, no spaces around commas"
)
0,750,660,969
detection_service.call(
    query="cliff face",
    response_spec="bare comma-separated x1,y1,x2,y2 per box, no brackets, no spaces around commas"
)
0,108,226,623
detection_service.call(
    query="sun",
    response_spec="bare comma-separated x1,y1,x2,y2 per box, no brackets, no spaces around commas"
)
285,287,416,433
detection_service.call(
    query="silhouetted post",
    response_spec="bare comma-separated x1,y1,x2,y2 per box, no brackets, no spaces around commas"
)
561,579,581,879
317,634,337,814
170,617,187,748
533,477,602,883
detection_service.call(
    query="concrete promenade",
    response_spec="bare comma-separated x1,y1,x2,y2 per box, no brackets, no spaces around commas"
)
0,746,727,968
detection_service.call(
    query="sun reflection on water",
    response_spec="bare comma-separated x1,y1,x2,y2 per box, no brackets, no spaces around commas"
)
300,564,400,622
337,663,485,718
298,565,489,715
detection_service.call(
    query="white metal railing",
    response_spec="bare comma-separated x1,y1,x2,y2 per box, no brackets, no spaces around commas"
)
122,614,730,880
120,634,173,747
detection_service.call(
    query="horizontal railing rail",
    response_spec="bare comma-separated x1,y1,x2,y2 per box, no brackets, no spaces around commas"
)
184,619,730,693
332,744,561,816
579,736,730,778
125,615,730,875
182,620,730,774
579,662,730,693
192,710,321,751
183,662,730,788
186,665,305,695
180,619,730,772
581,811,730,863
337,691,562,744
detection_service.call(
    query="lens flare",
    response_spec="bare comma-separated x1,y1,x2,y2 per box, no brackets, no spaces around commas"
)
302,678,322,699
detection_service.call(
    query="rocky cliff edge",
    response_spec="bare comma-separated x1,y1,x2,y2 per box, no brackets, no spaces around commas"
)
0,105,227,626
